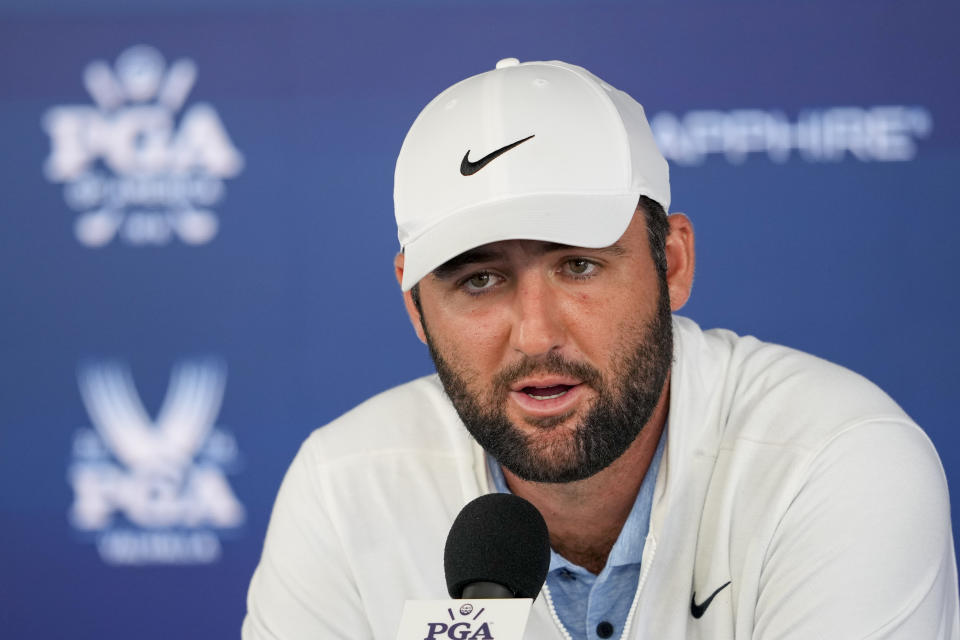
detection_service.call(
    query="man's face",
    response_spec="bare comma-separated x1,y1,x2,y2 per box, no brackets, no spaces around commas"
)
413,212,673,483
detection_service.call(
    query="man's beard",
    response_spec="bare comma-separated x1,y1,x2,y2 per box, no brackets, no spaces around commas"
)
423,278,673,484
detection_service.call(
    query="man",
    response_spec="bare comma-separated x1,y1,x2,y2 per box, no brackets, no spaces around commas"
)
243,59,959,639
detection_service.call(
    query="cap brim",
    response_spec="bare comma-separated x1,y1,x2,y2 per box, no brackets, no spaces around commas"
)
400,191,640,291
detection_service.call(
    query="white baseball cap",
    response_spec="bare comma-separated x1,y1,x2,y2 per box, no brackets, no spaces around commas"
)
394,58,670,291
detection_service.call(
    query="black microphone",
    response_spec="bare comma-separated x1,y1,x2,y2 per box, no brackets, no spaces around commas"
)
443,493,551,600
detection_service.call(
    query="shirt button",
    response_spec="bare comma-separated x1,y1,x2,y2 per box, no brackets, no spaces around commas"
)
596,621,614,638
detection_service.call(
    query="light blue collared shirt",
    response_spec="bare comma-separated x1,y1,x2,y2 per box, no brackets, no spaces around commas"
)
486,427,665,640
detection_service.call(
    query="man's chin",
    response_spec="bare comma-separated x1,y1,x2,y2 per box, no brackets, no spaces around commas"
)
501,420,595,483
500,453,598,484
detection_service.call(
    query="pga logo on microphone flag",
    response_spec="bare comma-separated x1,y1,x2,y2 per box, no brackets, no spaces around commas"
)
396,599,532,640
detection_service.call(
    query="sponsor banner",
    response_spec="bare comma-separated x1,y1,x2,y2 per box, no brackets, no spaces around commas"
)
396,599,532,640
651,106,933,165
42,45,244,248
68,358,245,565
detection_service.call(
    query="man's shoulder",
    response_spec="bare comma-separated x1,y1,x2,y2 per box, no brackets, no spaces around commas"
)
669,321,956,640
301,373,472,464
674,316,916,451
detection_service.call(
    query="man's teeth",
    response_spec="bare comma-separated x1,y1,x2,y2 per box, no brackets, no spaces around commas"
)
526,390,568,400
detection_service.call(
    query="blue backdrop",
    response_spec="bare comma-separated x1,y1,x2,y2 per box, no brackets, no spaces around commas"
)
1,1,957,637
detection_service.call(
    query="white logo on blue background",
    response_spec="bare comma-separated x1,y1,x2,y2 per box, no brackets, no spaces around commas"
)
68,358,244,565
42,45,244,248
651,106,933,165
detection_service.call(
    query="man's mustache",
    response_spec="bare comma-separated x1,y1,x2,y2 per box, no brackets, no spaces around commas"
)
492,352,603,394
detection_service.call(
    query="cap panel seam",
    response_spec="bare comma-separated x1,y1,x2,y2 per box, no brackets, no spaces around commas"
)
536,61,633,188
394,67,504,203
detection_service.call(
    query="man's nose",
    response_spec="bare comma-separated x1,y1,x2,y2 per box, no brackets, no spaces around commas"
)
508,272,566,357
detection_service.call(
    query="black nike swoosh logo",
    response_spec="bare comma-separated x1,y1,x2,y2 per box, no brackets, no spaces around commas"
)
690,581,731,619
460,134,535,176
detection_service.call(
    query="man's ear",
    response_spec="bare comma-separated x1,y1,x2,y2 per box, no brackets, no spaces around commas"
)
664,213,695,311
394,253,428,344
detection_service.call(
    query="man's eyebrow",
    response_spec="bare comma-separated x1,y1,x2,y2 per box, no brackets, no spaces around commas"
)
431,247,506,279
430,242,628,279
533,242,628,257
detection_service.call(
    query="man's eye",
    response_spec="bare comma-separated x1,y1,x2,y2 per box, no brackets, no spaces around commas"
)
463,272,497,292
565,259,596,276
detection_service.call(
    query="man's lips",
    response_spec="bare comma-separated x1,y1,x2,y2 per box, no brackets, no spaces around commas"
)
508,377,586,417
521,384,572,399
510,377,583,393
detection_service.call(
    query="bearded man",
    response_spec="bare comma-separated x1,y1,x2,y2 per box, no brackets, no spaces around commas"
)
243,59,959,640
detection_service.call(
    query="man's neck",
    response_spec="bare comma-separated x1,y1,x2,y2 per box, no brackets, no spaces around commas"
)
501,378,670,575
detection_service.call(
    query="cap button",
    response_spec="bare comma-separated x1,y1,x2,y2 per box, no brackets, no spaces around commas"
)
495,57,520,69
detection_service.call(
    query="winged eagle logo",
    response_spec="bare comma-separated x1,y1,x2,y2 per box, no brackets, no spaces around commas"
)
77,359,226,478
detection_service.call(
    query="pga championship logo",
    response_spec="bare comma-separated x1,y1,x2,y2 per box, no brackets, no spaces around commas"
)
398,598,530,640
42,45,244,248
68,358,245,565
424,604,494,640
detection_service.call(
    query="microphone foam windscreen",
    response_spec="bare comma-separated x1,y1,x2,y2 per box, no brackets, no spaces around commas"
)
443,493,551,599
